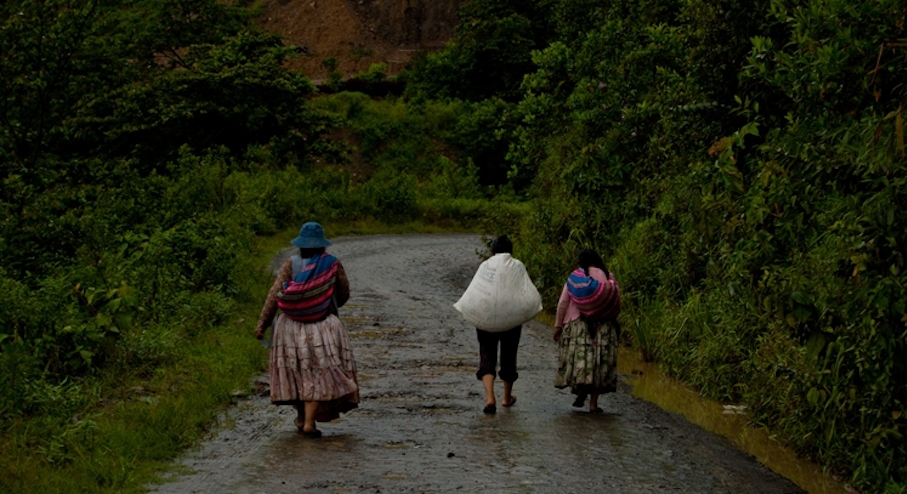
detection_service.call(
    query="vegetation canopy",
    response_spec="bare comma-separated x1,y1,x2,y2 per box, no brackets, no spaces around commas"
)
407,0,907,491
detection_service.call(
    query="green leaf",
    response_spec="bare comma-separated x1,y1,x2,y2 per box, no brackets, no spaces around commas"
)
785,313,799,328
114,314,133,331
793,305,812,320
807,387,819,406
868,435,881,450
96,313,113,328
791,291,810,305
805,331,826,361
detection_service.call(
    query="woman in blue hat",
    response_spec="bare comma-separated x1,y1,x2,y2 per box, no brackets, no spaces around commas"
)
254,222,359,437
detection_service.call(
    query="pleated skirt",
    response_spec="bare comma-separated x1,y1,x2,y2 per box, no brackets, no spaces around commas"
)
269,313,360,422
554,318,618,394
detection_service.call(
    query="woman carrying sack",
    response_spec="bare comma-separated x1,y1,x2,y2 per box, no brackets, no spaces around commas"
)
553,249,621,413
254,222,359,438
454,235,542,414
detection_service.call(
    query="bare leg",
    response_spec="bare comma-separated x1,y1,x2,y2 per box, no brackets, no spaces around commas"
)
303,401,319,433
502,381,515,406
482,374,496,407
590,391,601,412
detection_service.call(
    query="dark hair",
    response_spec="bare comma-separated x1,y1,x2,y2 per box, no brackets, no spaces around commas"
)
300,247,326,258
578,249,608,276
491,235,513,254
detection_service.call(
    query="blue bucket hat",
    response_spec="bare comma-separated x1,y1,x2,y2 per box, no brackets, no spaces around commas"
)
291,222,332,248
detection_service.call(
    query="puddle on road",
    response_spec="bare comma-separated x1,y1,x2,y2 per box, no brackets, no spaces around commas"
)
618,348,852,494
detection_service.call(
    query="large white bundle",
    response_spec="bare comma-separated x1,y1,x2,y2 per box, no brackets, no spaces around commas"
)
453,253,542,332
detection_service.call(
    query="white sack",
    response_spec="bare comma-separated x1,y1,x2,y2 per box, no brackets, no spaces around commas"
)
453,253,542,332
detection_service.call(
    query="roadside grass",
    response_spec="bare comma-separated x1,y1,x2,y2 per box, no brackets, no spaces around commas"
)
0,219,489,494
0,271,270,493
0,82,525,487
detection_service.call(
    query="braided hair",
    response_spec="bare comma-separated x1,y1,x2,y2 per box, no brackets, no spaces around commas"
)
578,249,608,277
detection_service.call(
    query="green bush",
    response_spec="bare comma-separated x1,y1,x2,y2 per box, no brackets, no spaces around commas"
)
0,1,515,491
362,169,418,221
443,0,907,489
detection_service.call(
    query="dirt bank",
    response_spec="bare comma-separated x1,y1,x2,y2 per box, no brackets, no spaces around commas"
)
255,0,465,79
151,234,802,493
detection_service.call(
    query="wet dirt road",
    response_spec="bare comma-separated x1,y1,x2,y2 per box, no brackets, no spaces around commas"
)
152,234,802,494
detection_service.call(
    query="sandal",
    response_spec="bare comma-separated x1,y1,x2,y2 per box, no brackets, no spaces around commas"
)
502,396,517,407
483,404,496,414
295,418,322,438
572,393,587,408
301,429,323,438
589,407,604,414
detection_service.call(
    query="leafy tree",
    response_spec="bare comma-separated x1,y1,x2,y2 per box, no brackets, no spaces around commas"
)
128,0,251,68
0,0,105,183
0,0,332,377
406,0,555,101
481,0,907,489
68,29,329,168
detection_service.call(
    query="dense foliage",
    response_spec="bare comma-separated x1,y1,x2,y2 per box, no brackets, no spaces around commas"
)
0,1,504,491
407,0,906,491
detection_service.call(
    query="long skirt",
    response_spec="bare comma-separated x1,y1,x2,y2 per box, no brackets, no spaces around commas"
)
555,318,618,394
270,313,360,422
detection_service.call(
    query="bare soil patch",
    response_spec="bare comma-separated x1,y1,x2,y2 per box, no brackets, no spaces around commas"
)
254,0,465,80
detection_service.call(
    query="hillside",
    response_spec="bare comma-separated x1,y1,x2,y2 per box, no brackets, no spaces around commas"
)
254,0,465,80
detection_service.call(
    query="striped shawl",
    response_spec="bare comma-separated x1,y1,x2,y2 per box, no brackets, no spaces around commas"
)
276,252,338,322
565,268,621,320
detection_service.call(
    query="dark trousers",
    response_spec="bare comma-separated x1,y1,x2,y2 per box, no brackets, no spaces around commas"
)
476,326,522,382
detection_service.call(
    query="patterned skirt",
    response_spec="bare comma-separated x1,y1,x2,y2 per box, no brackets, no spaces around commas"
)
270,313,360,422
555,318,618,394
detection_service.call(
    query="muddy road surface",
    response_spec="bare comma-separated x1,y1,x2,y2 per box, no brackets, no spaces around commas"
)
152,234,802,494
